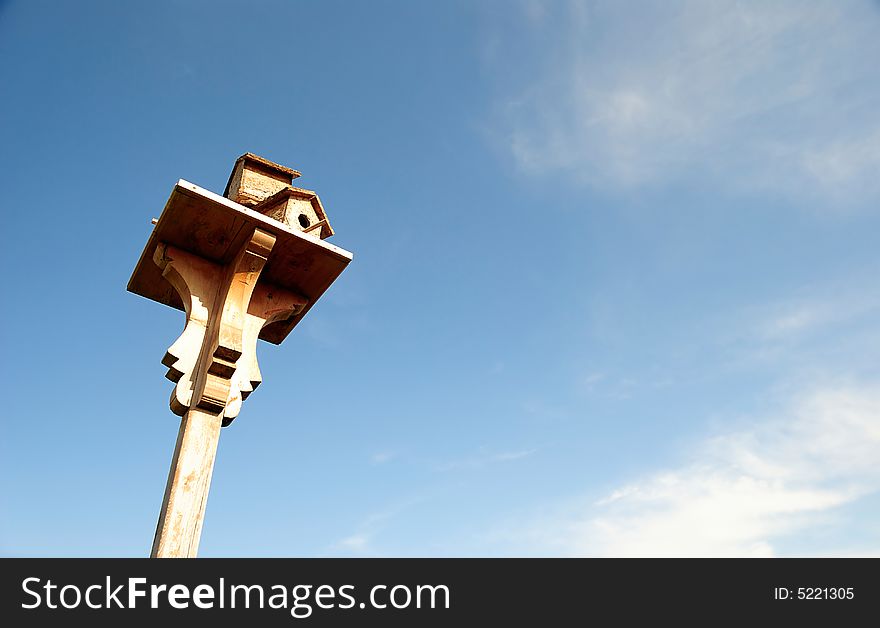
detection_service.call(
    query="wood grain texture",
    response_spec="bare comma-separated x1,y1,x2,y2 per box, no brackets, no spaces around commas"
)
132,154,353,558
151,228,291,557
151,407,223,558
127,180,351,344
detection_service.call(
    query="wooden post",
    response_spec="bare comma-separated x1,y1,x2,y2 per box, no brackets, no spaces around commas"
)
151,408,223,557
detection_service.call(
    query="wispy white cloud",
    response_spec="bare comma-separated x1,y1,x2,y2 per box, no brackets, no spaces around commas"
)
724,280,880,367
492,0,880,206
491,449,536,462
370,451,395,465
334,533,373,554
573,371,641,399
330,499,424,557
760,305,830,340
438,447,537,471
752,298,877,348
577,371,605,392
496,382,880,556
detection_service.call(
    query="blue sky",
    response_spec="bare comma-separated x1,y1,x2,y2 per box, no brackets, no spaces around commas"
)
2,0,880,557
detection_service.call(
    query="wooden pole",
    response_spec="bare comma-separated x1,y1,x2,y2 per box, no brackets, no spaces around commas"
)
151,408,223,557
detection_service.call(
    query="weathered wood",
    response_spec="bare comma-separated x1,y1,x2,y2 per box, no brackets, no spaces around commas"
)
224,283,308,423
129,153,353,558
223,152,301,207
253,186,334,239
127,180,351,345
151,228,285,557
150,407,223,558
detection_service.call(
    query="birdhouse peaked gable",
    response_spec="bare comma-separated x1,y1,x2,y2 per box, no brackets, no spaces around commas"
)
253,186,334,240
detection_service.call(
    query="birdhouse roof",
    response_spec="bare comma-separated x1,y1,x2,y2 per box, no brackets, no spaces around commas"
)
222,152,301,197
253,186,334,238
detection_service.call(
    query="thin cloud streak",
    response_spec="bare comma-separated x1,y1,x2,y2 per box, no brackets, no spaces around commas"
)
493,0,880,206
437,448,538,471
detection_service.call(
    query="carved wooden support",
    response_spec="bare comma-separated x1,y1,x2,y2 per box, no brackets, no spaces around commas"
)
154,237,307,423
149,228,307,558
224,283,308,424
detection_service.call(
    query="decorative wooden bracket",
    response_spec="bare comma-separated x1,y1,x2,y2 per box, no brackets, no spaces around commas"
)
154,230,308,425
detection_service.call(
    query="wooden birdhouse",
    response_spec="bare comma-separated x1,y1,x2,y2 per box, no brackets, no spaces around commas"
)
224,152,334,239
